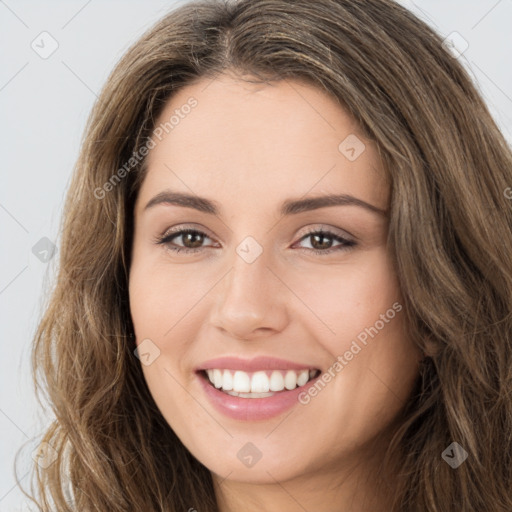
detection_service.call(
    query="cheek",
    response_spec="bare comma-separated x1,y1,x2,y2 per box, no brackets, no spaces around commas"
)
128,254,215,397
128,252,206,338
297,249,401,352
309,253,419,436
296,249,418,407
128,259,201,418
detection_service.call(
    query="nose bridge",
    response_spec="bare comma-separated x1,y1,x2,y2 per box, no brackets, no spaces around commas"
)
211,235,288,338
224,239,273,312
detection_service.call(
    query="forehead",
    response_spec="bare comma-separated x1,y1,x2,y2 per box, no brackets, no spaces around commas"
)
136,74,389,216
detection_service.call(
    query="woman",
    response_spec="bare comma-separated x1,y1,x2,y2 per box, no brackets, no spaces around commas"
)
21,0,512,510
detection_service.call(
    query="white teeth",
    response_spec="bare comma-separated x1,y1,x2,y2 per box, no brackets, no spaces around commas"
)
297,369,309,386
213,369,223,389
284,370,297,390
251,371,270,393
222,369,233,391
269,371,285,391
233,371,251,392
204,368,319,394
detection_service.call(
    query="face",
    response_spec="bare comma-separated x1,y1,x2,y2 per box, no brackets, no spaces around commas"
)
129,73,422,487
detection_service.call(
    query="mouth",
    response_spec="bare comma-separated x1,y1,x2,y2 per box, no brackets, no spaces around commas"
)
195,355,324,420
197,368,322,398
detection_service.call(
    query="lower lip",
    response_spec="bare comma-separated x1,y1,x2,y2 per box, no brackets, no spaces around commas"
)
196,371,320,421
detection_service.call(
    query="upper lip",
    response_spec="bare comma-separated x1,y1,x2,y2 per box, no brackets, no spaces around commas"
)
196,356,320,373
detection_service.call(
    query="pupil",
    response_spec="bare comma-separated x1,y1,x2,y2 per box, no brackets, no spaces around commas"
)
184,232,203,248
312,233,332,250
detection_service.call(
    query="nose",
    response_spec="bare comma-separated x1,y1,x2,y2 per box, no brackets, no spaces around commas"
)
209,246,289,341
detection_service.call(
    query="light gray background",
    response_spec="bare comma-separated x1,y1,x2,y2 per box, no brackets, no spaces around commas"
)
1,1,511,510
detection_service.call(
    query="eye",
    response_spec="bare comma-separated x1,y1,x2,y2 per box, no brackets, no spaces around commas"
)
154,227,216,254
294,228,356,255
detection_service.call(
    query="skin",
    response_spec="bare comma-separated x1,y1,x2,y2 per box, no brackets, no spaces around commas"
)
129,72,423,512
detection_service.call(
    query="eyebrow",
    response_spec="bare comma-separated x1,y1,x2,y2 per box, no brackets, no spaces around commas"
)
144,190,388,217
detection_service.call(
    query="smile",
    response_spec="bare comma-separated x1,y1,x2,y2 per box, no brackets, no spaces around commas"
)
203,368,321,397
195,356,323,420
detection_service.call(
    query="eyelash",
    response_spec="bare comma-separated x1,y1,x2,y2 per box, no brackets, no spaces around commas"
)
154,226,357,256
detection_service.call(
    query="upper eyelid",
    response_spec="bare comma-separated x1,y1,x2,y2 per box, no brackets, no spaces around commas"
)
161,222,350,234
302,225,355,239
160,223,213,239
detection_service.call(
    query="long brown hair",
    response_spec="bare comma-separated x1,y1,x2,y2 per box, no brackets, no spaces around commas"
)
17,0,512,510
